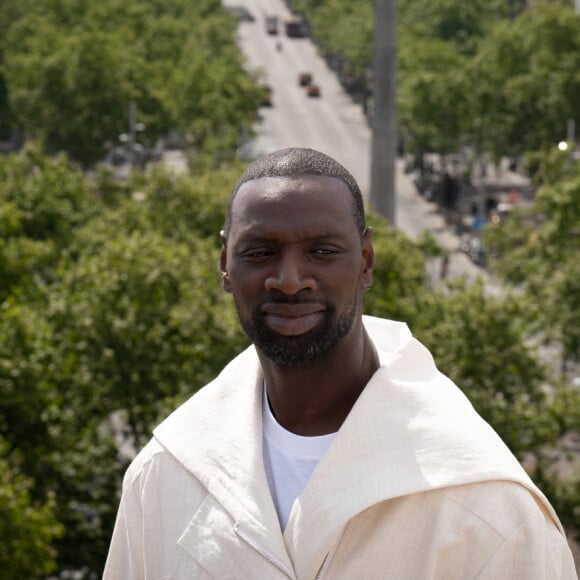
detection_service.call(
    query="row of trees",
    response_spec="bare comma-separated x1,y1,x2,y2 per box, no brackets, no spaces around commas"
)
0,147,251,575
0,0,265,166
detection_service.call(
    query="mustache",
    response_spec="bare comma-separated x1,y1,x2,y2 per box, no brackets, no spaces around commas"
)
259,295,322,306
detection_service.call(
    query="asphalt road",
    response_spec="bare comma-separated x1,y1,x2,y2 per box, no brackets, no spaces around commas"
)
225,0,485,282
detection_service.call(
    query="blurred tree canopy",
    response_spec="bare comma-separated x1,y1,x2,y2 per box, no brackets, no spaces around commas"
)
0,146,248,575
481,148,580,537
484,151,580,375
0,438,63,577
0,0,264,166
468,2,580,159
1,144,578,575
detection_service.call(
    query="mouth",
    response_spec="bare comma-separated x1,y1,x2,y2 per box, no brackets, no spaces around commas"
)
261,303,325,336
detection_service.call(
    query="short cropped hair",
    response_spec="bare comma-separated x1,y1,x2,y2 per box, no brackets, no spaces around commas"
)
223,147,365,238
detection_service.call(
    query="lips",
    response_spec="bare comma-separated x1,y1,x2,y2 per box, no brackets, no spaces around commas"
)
261,302,325,336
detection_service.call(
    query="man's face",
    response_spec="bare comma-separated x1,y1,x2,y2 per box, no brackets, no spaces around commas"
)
221,175,373,366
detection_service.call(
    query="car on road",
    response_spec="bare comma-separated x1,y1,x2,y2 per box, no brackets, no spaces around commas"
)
285,16,306,38
265,15,278,34
298,72,312,86
306,83,321,97
258,83,273,107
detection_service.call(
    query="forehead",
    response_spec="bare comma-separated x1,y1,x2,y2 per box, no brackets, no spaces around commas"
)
230,175,357,236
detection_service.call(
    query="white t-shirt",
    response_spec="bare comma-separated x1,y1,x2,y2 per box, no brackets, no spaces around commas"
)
262,388,336,530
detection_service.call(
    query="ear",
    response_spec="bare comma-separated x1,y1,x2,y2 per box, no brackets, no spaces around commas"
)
219,230,232,293
360,227,375,290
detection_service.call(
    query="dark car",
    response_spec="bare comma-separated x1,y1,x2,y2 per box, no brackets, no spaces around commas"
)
258,84,273,107
285,16,306,37
306,83,321,97
265,15,278,34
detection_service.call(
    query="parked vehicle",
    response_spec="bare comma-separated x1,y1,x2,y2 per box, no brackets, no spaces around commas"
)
306,83,321,97
298,72,312,86
265,15,278,34
285,16,306,38
413,173,440,202
258,83,273,107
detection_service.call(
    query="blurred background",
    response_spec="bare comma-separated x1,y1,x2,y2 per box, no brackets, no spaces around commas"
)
0,0,579,577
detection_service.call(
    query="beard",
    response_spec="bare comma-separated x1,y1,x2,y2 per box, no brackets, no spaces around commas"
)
235,296,357,366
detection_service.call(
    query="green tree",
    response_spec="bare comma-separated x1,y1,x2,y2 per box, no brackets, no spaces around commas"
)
484,154,580,374
48,228,242,445
0,148,251,574
398,34,471,163
1,0,264,165
3,17,144,166
308,0,374,77
413,280,553,455
400,0,516,54
364,212,432,326
0,439,63,578
468,3,580,159
0,144,96,302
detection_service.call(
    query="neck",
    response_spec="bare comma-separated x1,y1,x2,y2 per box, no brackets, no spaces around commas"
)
259,323,379,436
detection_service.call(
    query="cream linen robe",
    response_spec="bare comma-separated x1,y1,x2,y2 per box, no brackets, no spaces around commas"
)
103,316,577,579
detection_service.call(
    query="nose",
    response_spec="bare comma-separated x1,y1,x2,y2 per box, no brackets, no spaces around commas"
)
264,250,315,295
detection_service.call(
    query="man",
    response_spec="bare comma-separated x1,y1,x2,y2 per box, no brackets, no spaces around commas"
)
104,147,576,579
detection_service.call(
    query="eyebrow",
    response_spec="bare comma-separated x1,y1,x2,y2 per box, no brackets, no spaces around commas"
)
234,232,347,244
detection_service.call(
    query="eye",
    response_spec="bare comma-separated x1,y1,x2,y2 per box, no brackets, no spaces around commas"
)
240,248,275,260
310,247,340,256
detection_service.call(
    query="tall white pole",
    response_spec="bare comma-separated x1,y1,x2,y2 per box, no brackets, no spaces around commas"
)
370,0,397,224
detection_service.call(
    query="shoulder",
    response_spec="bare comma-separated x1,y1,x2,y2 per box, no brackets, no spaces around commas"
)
434,479,557,537
432,481,577,578
121,438,208,511
363,315,412,351
333,480,575,579
354,479,557,545
122,438,176,487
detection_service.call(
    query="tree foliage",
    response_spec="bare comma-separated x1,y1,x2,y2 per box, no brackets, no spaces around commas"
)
0,148,248,575
398,34,470,156
0,439,63,578
484,153,580,372
468,3,580,158
0,0,264,165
